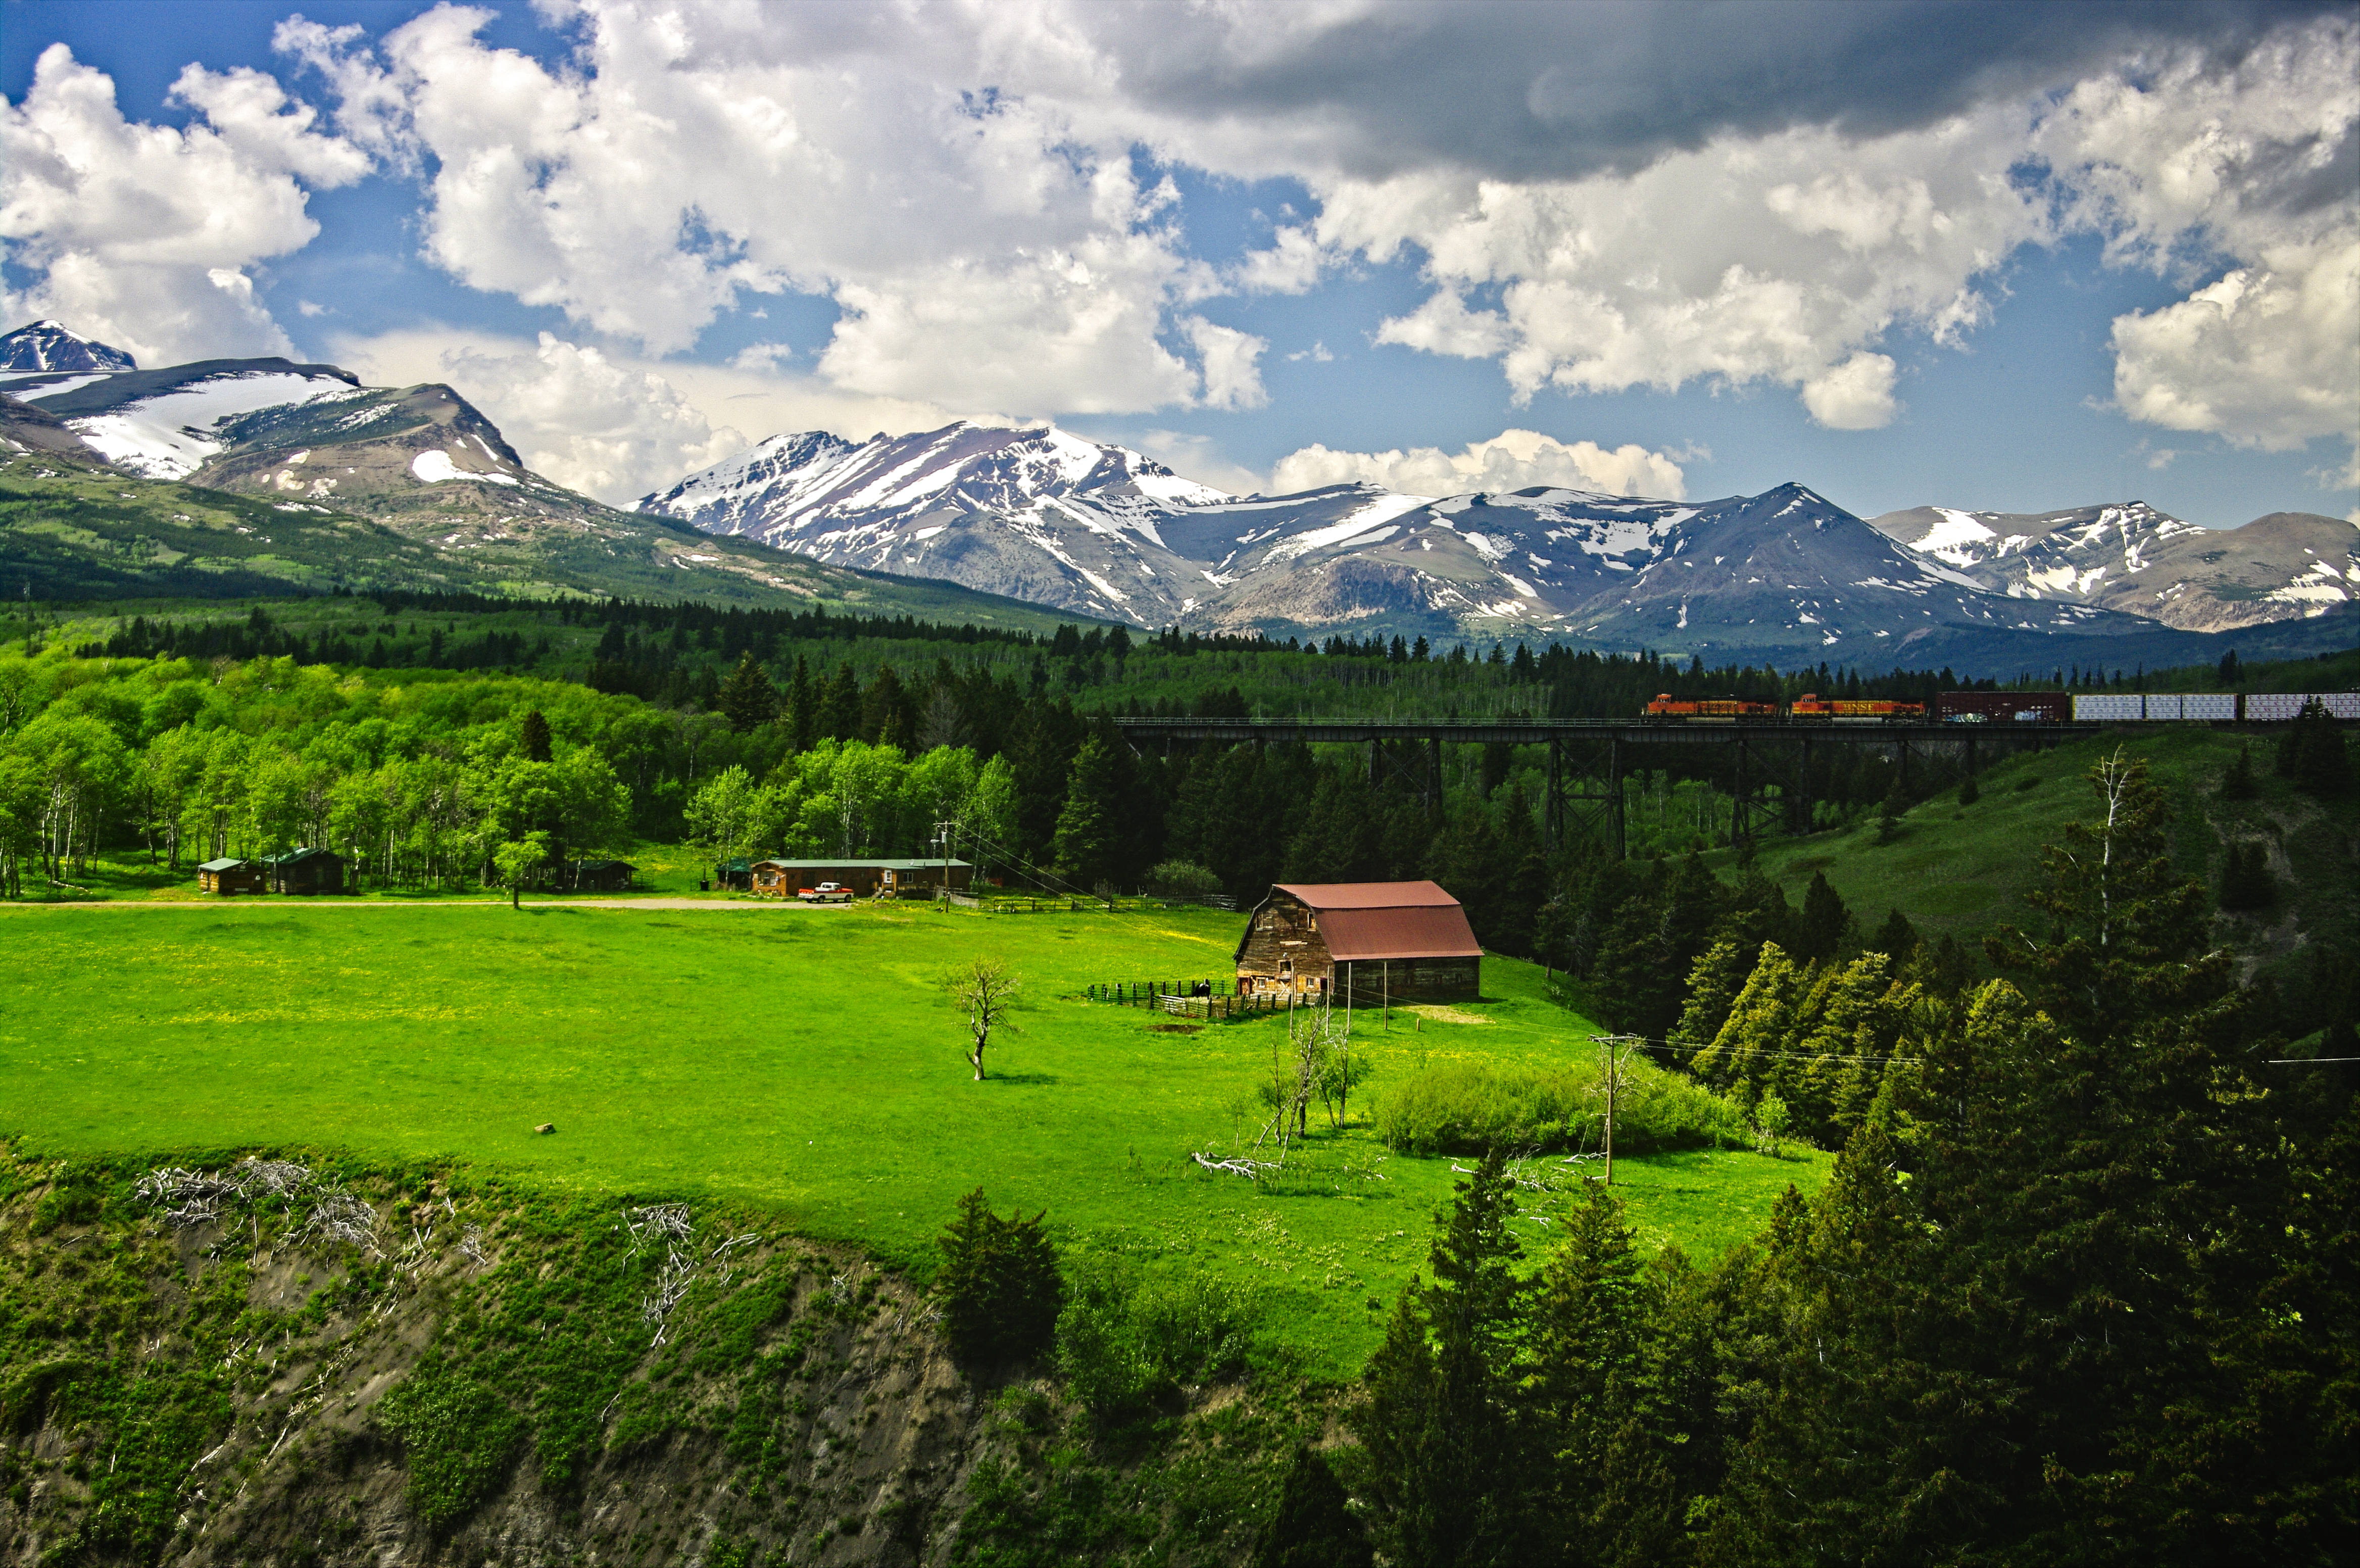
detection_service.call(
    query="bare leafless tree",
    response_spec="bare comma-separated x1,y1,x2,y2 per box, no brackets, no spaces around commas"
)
948,958,1023,1080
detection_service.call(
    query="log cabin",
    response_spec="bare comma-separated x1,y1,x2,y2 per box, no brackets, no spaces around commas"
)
568,859,635,892
257,846,345,895
1234,881,1481,1004
196,858,264,896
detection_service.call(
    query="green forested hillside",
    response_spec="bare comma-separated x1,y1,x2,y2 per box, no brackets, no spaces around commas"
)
0,445,1079,625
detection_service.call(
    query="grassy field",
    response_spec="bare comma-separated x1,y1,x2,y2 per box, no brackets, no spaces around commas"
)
1718,724,2359,970
0,901,1821,1378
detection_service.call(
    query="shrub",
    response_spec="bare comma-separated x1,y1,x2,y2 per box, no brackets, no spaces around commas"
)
2219,841,2275,912
1146,859,1223,897
376,1360,523,1532
1253,1444,1373,1568
1373,1058,1743,1157
1057,1257,1258,1416
934,1189,1061,1368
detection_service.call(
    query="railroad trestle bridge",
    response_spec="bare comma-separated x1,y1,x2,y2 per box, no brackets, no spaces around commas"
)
1111,716,2105,859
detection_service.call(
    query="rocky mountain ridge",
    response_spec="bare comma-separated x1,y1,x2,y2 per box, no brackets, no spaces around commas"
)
1866,501,2359,634
641,418,2356,671
0,323,1067,624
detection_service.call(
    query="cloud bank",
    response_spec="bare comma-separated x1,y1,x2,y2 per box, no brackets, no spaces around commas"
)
2,1,2351,493
1271,430,1691,501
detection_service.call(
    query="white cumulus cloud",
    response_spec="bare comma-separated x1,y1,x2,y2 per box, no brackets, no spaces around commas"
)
428,333,748,505
1801,353,1902,431
2028,21,2360,471
332,325,977,505
1269,428,1688,500
1334,107,2037,428
1184,317,1269,411
0,44,367,364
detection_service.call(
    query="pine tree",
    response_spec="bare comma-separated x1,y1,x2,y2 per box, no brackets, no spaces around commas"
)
1866,906,1919,964
862,664,911,749
715,653,778,734
1526,1184,1685,1563
819,661,863,743
1354,1153,1533,1568
785,655,816,752
2218,743,2257,801
1666,938,1749,1056
933,1189,1062,1367
1051,736,1122,891
1796,870,1851,964
1985,748,2207,1047
1253,1447,1373,1568
518,708,553,763
1691,942,1800,1094
2278,699,2350,796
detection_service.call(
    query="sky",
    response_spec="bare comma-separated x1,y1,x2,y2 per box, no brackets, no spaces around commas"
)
3,0,2354,529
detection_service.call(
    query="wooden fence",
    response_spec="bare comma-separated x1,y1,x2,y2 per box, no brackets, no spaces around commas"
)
1088,978,1284,1021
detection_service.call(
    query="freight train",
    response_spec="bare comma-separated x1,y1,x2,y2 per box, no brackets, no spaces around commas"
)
1642,693,1924,721
1641,691,2358,723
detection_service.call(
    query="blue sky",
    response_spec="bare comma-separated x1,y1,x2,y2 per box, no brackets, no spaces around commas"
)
4,0,2353,525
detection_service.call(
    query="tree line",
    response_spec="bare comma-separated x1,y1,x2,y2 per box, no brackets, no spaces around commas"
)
1321,752,2357,1566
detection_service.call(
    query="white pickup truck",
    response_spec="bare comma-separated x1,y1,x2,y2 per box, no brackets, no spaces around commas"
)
796,881,853,904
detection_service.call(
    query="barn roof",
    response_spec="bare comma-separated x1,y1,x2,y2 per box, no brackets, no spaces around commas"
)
197,858,244,873
259,846,340,866
1242,881,1482,963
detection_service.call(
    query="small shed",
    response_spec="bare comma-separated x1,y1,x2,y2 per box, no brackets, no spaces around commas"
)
714,857,753,891
570,859,635,892
748,858,973,899
258,847,346,896
1235,881,1481,1003
196,858,263,896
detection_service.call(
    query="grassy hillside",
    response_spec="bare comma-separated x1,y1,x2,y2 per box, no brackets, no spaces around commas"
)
0,446,1080,627
1724,723,2358,992
0,901,1822,1378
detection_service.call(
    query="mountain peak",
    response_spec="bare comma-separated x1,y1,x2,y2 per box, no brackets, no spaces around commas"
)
1,320,137,374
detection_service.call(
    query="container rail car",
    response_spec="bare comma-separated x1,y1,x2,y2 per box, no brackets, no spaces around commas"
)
1639,691,2359,724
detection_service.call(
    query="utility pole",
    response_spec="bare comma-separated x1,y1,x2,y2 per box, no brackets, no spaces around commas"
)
933,817,955,908
1590,1034,1643,1185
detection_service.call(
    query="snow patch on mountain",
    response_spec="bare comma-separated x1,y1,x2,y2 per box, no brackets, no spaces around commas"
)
66,373,362,480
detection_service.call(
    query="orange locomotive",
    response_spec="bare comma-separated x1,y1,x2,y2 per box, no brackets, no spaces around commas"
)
1643,695,1782,719
1642,693,1925,721
1787,693,1925,721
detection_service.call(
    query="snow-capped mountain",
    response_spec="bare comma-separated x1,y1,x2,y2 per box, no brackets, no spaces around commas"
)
0,321,1065,614
638,422,1241,623
0,320,135,375
1867,502,2358,632
642,425,2181,659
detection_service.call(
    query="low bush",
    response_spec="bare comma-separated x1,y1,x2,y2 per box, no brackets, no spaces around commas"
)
1373,1057,1744,1157
376,1359,524,1532
1057,1257,1258,1417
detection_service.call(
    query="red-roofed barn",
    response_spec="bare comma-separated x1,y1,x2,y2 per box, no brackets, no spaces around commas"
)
1234,881,1482,1004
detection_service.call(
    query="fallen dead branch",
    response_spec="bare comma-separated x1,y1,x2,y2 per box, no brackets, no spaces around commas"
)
136,1158,379,1256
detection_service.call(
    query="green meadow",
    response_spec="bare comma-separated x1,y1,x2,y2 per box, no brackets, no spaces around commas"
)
0,901,1822,1376
1727,724,2358,961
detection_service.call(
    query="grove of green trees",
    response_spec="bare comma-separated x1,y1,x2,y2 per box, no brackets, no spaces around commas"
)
1331,751,2357,1566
